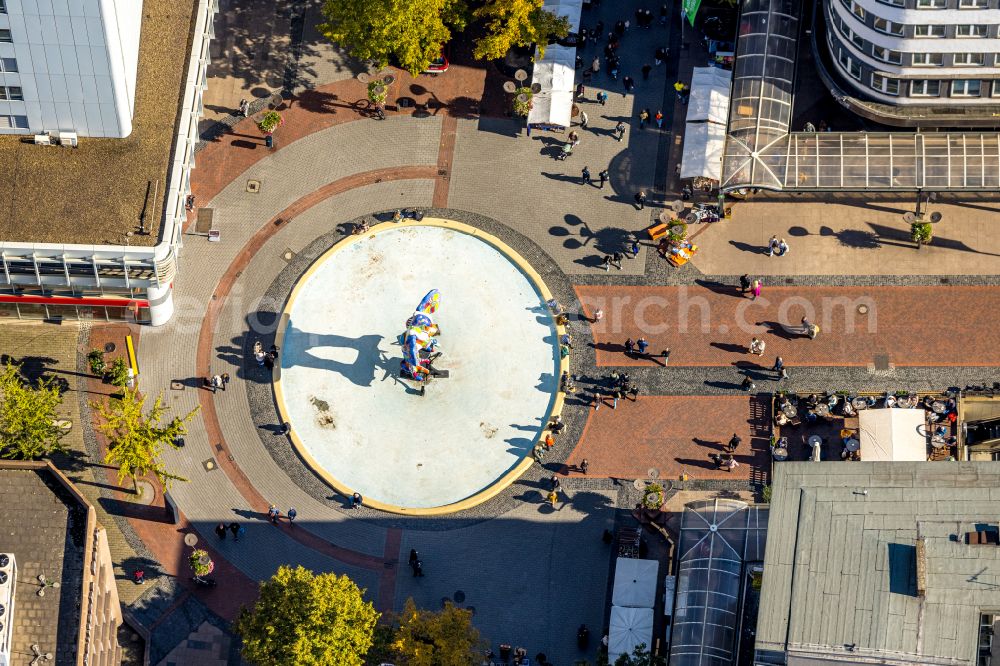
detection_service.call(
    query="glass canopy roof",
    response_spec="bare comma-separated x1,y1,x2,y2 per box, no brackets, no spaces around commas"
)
719,0,1000,191
668,499,768,666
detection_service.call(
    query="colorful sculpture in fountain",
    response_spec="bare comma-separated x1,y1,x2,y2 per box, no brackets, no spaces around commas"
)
401,289,446,384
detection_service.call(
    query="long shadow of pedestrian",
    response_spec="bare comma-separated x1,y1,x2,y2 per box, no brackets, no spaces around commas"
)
757,321,801,340
695,279,739,296
729,240,768,255
592,342,627,353
704,380,743,390
541,172,585,185
710,342,746,354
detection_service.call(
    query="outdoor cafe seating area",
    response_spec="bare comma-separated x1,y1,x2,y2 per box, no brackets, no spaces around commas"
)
770,391,959,464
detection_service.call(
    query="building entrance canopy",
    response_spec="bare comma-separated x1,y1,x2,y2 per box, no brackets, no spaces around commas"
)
720,0,1000,192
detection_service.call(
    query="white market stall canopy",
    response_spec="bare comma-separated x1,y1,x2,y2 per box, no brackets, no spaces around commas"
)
859,408,926,462
680,122,726,181
527,0,583,128
612,557,659,608
609,606,655,664
686,67,732,125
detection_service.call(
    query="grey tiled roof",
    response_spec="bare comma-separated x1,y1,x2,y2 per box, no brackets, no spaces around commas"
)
757,462,1000,666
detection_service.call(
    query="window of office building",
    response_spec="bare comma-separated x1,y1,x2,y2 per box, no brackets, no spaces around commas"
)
952,79,982,96
852,2,866,18
916,0,947,7
912,52,943,65
0,58,17,72
960,0,989,7
0,29,10,43
954,52,985,65
956,24,989,36
0,86,23,101
873,46,902,63
0,114,28,129
877,0,905,6
992,80,1000,96
914,24,946,36
873,17,904,35
852,31,866,49
910,80,940,96
871,73,900,94
839,49,862,79
0,1,6,14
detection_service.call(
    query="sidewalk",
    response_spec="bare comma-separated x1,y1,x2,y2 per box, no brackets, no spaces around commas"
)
692,198,1000,276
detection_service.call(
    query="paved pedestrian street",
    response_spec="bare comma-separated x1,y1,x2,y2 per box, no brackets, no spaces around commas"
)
34,0,1000,664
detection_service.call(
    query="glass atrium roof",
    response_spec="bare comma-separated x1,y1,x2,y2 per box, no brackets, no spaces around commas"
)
719,0,1000,191
668,499,768,666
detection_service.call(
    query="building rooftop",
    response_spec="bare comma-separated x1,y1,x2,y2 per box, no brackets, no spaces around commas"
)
0,465,88,665
0,0,197,248
756,462,1000,666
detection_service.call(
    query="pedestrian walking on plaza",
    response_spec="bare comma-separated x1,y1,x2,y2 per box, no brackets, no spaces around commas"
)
592,308,604,323
597,91,608,106
351,492,363,509
550,475,561,491
802,316,820,339
741,374,756,391
547,489,559,507
630,240,640,257
576,83,585,100
599,168,609,188
610,389,620,410
601,254,612,271
634,190,647,210
660,4,668,24
615,19,625,35
739,273,751,294
751,279,762,300
749,337,765,356
222,372,230,390
579,110,589,128
582,165,591,185
728,434,742,453
637,337,649,355
615,121,626,142
593,391,603,410
409,549,419,568
287,507,297,526
774,356,788,379
641,63,652,80
767,235,779,256
655,110,664,129
229,522,241,541
581,459,590,474
267,504,281,524
675,80,686,100
655,47,666,66
239,98,250,117
638,109,649,129
560,332,574,349
215,523,227,540
623,76,635,96
612,251,624,269
624,338,635,355
777,238,789,256
592,56,601,74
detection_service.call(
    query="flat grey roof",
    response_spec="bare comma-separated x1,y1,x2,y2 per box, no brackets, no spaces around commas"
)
757,462,1000,666
0,0,197,247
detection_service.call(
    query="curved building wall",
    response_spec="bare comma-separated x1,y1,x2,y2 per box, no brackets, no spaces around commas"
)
823,0,1000,104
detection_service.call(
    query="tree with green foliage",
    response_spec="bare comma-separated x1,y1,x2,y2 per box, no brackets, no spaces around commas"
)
318,0,466,76
389,598,486,666
236,566,379,666
0,362,66,460
472,0,570,61
613,643,667,666
106,357,131,388
92,387,196,495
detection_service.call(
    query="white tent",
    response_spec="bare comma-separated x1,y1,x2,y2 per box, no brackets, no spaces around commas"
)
859,408,926,461
527,45,577,128
609,606,655,664
686,67,732,125
612,557,659,608
527,0,583,129
680,122,726,181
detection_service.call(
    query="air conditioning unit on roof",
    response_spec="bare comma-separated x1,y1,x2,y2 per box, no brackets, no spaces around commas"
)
58,131,78,147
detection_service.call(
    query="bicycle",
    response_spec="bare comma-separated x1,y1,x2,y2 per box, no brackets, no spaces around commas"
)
361,99,386,120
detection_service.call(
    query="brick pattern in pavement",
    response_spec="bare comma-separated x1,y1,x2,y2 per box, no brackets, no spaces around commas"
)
576,284,1000,367
565,396,770,482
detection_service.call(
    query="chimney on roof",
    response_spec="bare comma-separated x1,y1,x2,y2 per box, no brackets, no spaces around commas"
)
915,537,927,597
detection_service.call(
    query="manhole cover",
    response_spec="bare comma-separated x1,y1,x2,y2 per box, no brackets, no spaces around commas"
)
647,468,659,479
202,458,218,472
246,179,261,193
283,248,295,261
104,342,116,353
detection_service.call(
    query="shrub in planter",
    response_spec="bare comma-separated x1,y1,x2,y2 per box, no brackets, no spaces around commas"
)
911,221,932,246
762,484,773,503
257,111,283,134
106,357,130,388
642,483,664,510
87,349,106,376
189,549,214,577
367,80,389,105
667,221,688,242
513,87,533,117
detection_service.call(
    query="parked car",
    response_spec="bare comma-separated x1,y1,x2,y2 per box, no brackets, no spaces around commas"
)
424,51,449,75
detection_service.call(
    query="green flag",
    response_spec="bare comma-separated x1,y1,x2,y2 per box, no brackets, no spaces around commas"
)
682,0,701,26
